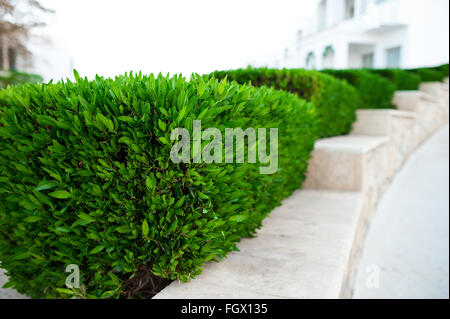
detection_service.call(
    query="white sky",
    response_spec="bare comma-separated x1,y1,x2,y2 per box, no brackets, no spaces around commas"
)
36,0,317,80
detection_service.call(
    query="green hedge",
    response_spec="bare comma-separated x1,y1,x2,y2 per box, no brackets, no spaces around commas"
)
430,64,449,79
0,72,318,298
408,67,446,82
208,67,359,138
0,71,43,88
323,69,396,109
367,69,422,91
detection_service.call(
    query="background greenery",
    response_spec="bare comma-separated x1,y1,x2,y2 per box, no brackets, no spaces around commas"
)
208,67,360,138
367,69,422,91
323,69,396,109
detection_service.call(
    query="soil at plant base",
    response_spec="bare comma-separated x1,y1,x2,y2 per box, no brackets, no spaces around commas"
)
122,265,172,299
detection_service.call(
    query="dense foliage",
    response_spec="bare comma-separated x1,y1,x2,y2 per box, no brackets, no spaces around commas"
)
323,69,396,109
408,67,446,82
0,72,318,298
430,64,449,79
208,67,359,138
1,61,448,299
367,69,422,91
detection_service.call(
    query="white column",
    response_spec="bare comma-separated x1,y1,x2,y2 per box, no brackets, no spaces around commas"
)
335,41,349,69
327,0,345,27
355,0,365,16
373,44,385,68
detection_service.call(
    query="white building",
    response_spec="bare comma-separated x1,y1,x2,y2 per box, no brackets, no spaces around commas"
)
282,0,449,70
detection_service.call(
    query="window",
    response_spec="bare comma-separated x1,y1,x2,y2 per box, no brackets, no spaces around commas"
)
306,52,316,70
362,53,374,68
0,45,17,71
345,0,355,19
386,47,401,68
322,46,335,69
317,0,327,31
8,48,17,71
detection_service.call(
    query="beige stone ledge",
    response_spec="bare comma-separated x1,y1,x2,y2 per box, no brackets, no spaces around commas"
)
393,91,449,148
352,109,416,180
419,82,449,110
303,135,389,192
352,109,415,137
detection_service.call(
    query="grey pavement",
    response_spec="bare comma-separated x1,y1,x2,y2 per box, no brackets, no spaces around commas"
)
0,269,27,299
354,125,449,299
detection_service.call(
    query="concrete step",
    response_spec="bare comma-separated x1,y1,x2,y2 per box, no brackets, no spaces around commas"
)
303,135,389,211
393,91,449,145
154,190,366,299
351,109,416,179
352,109,415,137
420,81,449,96
419,82,449,110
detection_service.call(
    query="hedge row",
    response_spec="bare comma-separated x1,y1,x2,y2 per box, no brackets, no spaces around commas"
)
0,63,447,299
408,67,446,82
208,68,359,138
0,72,318,298
322,69,396,109
436,64,449,78
367,69,422,91
425,63,449,80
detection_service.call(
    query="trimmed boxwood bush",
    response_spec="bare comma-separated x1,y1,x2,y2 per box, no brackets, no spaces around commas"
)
430,64,449,79
0,72,318,298
208,67,359,138
323,69,396,109
367,69,421,91
408,68,446,82
440,64,449,77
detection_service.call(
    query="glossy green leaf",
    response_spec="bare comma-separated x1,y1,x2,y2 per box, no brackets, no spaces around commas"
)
48,190,72,199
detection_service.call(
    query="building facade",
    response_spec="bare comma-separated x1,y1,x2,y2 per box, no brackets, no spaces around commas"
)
282,0,449,70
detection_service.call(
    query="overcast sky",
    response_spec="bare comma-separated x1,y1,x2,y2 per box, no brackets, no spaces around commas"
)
36,0,317,80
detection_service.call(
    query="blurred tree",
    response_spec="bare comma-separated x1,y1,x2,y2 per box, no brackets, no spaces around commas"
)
0,0,53,70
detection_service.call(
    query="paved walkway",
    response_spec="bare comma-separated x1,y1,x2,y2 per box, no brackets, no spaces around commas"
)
0,269,27,299
354,125,449,299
